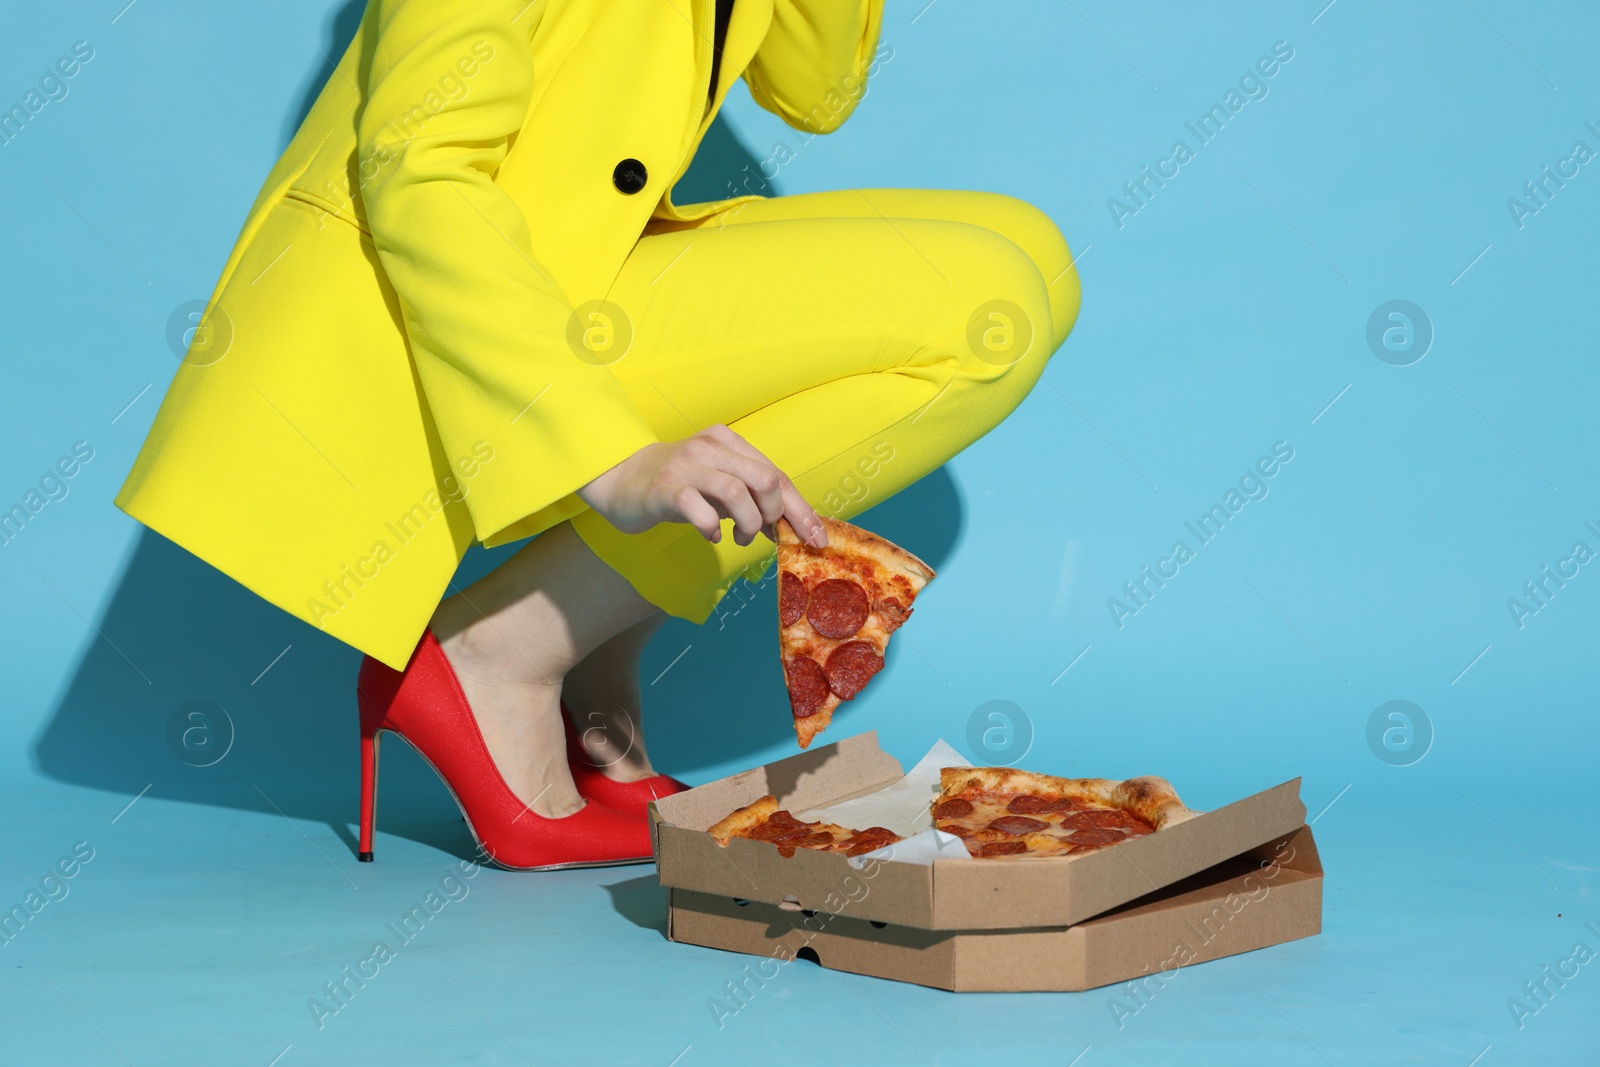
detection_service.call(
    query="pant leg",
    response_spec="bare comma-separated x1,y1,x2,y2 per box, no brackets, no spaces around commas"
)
569,190,1077,623
648,187,1083,352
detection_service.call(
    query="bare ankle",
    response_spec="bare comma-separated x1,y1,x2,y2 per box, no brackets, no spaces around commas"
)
563,666,658,781
436,614,567,689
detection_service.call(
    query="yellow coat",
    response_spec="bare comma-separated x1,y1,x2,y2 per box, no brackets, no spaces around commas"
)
115,0,884,670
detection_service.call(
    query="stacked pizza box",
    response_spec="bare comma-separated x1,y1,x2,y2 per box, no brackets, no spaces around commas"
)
649,731,1323,993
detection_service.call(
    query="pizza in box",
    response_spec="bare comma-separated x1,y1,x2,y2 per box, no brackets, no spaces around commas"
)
709,767,1196,861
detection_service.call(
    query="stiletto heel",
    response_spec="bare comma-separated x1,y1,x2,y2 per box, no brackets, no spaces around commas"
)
355,631,654,870
562,703,689,819
357,710,379,862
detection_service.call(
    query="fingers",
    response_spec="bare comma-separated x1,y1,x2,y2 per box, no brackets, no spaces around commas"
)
777,471,828,548
671,479,764,547
701,425,828,549
669,484,724,543
686,428,774,546
701,425,784,527
626,433,818,548
717,451,786,531
697,470,765,546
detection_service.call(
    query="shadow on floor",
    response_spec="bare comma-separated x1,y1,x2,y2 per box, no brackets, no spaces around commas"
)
32,27,961,859
603,874,670,936
31,468,963,857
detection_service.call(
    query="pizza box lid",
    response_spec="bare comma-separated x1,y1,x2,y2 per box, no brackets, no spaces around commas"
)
650,731,1308,932
665,826,1324,992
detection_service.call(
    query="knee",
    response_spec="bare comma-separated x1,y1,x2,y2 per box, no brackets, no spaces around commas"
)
1038,217,1081,355
947,192,1080,354
987,194,1080,353
949,223,1058,394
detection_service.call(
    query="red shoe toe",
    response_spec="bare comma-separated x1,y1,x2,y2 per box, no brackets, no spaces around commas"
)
562,705,690,819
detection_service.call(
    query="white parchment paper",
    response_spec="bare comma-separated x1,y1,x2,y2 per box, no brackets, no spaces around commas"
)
795,739,974,867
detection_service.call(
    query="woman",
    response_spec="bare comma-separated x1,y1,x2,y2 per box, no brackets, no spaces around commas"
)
115,0,1081,869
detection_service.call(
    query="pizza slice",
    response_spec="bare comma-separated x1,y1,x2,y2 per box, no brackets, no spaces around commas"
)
707,795,903,858
931,767,1197,858
775,516,935,748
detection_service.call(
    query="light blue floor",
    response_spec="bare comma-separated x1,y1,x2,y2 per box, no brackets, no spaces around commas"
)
2,771,1593,1065
5,1,1599,1063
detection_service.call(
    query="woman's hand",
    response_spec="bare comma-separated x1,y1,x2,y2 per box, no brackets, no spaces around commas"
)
577,424,829,549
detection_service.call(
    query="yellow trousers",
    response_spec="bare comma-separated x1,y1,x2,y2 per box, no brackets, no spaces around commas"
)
566,187,1080,621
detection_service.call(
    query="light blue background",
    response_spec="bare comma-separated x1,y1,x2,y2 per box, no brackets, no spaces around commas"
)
2,1,1596,1064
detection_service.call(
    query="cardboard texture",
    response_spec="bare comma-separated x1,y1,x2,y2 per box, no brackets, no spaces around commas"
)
651,732,1311,931
667,826,1324,993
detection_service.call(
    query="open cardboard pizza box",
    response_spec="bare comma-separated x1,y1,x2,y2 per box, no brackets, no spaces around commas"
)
650,732,1323,992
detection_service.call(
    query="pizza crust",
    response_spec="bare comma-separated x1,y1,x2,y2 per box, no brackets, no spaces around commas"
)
706,794,779,845
937,766,1198,831
798,517,936,586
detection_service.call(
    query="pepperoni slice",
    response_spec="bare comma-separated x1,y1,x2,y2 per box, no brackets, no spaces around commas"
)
824,640,883,699
764,810,814,833
1005,795,1050,815
852,826,899,844
744,811,815,840
842,827,899,856
932,798,974,819
769,830,836,858
806,578,870,639
973,840,1029,857
1062,809,1151,833
778,570,808,628
988,815,1050,836
784,656,831,719
938,822,975,838
1006,794,1068,815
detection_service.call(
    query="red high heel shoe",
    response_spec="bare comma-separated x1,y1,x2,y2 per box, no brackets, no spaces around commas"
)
356,631,654,870
562,704,689,819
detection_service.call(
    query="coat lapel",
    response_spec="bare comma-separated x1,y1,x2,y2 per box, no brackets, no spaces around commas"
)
653,0,774,221
705,0,774,122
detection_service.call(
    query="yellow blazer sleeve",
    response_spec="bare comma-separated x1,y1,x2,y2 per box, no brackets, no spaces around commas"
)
357,0,660,544
744,0,886,134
